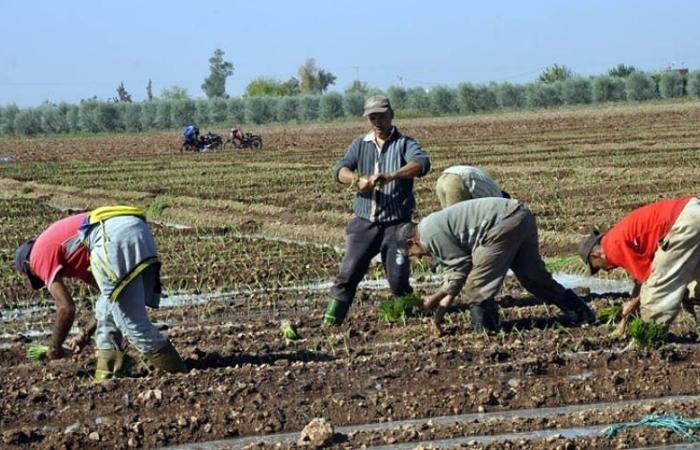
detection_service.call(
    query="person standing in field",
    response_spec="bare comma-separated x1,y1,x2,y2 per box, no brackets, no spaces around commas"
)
579,195,700,334
14,206,186,381
435,165,510,208
395,198,595,335
322,95,431,325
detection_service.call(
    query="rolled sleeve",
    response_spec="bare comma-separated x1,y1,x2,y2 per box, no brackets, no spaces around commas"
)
404,139,431,177
334,139,360,182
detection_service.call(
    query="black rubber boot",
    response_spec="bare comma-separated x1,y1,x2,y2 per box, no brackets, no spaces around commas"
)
552,290,596,324
322,299,351,326
469,299,501,332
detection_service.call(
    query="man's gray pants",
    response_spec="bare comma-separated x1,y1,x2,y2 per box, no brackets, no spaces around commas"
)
330,217,412,306
87,216,167,354
464,206,569,306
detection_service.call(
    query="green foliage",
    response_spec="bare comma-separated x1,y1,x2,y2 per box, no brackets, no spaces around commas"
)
405,87,431,112
592,75,626,103
387,86,408,110
538,64,573,84
78,98,101,133
298,58,336,94
209,98,228,124
226,98,245,123
608,64,639,78
65,104,80,132
495,82,526,108
345,80,372,96
596,304,622,327
201,48,234,99
525,83,562,108
298,95,320,121
147,199,168,218
155,100,173,129
659,71,685,98
115,82,132,103
38,102,68,134
429,86,458,115
320,92,344,120
457,83,497,113
170,100,196,127
687,70,700,97
280,320,298,342
20,185,32,194
27,344,49,363
140,101,157,130
626,72,657,101
343,92,365,117
14,108,41,136
244,96,275,124
194,99,211,126
245,77,299,97
277,96,300,122
560,77,592,104
96,102,121,132
160,86,190,101
121,103,142,132
628,317,667,349
146,79,154,101
0,104,19,135
377,293,423,323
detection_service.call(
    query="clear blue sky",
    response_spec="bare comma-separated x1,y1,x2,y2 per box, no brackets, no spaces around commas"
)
2,0,699,106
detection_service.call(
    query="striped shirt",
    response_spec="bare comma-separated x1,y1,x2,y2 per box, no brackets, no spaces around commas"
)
334,127,431,223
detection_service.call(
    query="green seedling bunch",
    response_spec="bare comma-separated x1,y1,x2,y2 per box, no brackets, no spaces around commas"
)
597,304,623,327
377,293,423,323
628,317,668,349
26,344,50,363
280,320,298,342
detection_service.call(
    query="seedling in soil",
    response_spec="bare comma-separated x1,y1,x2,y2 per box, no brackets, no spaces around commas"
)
628,317,668,349
377,293,423,323
597,304,623,327
280,320,298,342
26,344,49,363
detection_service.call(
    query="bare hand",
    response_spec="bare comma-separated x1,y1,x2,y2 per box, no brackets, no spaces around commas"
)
66,333,91,354
357,177,374,193
610,297,641,339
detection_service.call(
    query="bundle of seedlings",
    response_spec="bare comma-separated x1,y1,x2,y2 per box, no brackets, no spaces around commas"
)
597,304,623,327
377,293,423,323
26,344,50,363
628,316,668,349
280,320,299,342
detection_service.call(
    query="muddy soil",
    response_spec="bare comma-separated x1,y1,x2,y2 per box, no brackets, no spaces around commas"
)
3,288,700,449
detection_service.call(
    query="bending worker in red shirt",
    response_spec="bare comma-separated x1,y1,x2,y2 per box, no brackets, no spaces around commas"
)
578,196,700,333
14,206,186,381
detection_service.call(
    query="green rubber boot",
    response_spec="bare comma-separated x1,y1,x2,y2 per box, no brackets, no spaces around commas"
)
93,350,126,383
144,340,187,374
322,298,350,326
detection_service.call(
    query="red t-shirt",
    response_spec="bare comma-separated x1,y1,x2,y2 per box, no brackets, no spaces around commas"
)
29,213,93,287
602,196,693,283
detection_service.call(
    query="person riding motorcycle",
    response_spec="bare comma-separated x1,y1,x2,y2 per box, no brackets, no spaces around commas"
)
229,126,245,147
183,124,200,148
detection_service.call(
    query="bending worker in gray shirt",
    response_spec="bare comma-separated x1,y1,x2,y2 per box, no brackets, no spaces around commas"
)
395,198,595,334
435,165,509,208
323,95,431,325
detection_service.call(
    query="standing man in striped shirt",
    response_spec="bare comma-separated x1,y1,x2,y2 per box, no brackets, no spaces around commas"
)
323,95,431,325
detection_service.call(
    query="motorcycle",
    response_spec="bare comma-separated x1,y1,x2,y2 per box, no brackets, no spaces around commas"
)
223,132,263,150
180,131,223,152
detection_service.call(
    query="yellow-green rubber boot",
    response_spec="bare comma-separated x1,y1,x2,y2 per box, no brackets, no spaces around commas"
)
93,350,125,383
144,340,187,374
322,299,350,326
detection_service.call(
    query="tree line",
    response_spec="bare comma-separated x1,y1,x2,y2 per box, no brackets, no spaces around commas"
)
2,64,700,137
